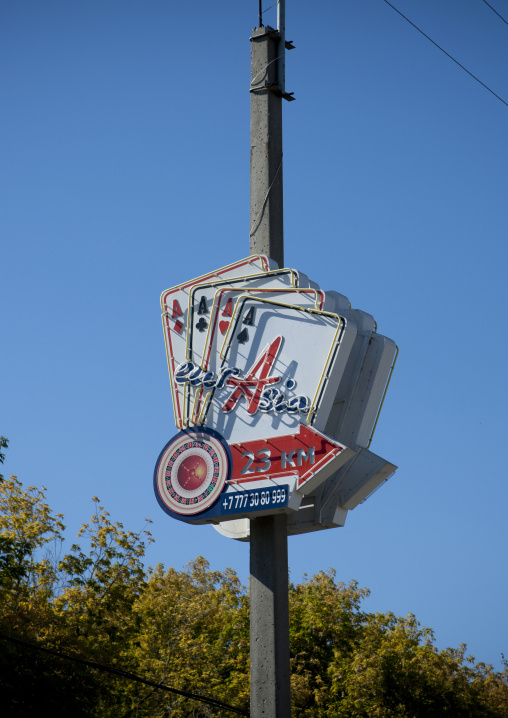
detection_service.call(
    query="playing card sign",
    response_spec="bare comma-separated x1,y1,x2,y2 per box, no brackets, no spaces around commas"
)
161,255,278,430
193,295,357,443
155,257,397,529
184,277,324,427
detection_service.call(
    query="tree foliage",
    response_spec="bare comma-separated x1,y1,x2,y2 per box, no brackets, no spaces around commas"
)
0,437,33,585
0,452,507,717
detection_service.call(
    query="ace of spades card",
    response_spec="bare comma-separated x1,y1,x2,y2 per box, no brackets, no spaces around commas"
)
193,295,358,445
187,282,338,425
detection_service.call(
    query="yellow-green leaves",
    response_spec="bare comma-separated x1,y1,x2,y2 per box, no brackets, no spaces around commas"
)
0,475,65,597
1,469,507,717
129,557,250,716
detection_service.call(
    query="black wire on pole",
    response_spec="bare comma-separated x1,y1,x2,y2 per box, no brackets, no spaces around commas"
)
0,632,249,717
262,1,279,14
259,0,263,27
482,0,508,25
382,0,508,109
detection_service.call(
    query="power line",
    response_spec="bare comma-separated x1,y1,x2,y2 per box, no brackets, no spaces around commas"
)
0,631,249,717
262,1,279,14
382,0,508,109
250,158,282,238
482,0,508,25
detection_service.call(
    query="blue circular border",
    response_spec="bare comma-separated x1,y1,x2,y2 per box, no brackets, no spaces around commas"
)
153,427,232,522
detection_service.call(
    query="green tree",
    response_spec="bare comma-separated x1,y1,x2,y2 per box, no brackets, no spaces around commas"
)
0,466,153,717
0,437,33,585
128,557,250,716
0,468,99,717
1,463,507,717
288,569,508,718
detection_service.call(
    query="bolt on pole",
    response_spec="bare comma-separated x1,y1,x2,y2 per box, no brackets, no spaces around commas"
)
249,3,292,716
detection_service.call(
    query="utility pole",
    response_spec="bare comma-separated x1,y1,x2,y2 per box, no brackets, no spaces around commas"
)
155,7,397,718
249,0,293,268
249,2,293,716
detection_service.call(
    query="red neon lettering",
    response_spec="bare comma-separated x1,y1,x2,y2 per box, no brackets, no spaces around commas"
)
222,298,233,317
221,336,283,415
172,300,183,319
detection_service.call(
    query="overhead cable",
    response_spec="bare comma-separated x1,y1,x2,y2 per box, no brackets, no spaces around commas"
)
262,1,279,14
0,631,249,717
482,0,508,25
382,0,508,109
250,158,283,238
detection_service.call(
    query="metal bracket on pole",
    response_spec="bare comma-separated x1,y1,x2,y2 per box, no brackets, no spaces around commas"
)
249,31,295,101
275,0,296,101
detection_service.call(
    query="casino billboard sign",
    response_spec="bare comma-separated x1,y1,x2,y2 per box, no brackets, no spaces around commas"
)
154,256,397,537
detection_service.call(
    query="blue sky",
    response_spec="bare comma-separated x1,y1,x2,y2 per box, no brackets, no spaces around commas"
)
2,0,507,669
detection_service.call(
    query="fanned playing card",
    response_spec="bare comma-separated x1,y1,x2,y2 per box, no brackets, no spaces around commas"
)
187,282,333,425
184,268,307,425
179,295,358,445
160,255,277,429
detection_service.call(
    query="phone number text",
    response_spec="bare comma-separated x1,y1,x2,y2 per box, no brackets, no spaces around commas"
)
221,486,289,514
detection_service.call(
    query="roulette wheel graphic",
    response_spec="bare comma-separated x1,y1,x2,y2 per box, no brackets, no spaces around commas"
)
154,428,231,516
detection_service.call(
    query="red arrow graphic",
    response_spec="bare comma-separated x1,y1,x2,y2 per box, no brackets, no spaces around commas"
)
229,423,352,494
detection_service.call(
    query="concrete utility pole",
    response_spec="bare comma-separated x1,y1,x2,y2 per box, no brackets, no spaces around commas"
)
250,515,291,717
249,3,293,716
249,1,293,268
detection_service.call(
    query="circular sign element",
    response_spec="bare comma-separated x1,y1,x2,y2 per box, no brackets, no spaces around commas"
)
155,429,230,516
